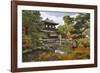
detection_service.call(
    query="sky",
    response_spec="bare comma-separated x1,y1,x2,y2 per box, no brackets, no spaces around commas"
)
40,11,78,25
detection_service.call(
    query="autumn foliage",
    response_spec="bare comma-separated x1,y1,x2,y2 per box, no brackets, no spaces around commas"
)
36,48,90,61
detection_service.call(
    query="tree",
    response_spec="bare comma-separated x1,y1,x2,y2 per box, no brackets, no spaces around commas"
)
22,10,42,49
57,16,74,36
73,13,90,48
57,23,73,36
63,16,74,24
57,13,90,48
22,10,42,35
57,15,74,50
73,13,90,35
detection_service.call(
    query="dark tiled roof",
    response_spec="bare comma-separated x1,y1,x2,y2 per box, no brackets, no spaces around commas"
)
43,20,58,25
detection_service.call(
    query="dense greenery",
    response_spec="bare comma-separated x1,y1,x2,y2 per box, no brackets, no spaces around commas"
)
57,13,90,48
22,10,43,50
22,11,90,62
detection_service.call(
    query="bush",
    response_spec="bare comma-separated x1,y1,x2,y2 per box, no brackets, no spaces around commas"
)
36,48,89,61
